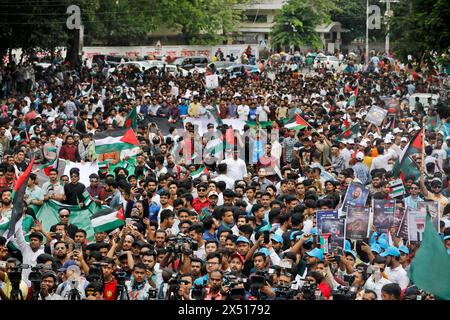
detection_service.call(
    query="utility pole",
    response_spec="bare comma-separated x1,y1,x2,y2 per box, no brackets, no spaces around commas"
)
366,0,369,64
380,0,399,56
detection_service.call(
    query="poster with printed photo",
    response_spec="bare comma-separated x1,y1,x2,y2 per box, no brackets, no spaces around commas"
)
393,204,408,239
340,182,369,217
316,210,338,232
345,206,371,240
407,202,440,242
372,199,396,234
320,218,345,253
365,106,388,127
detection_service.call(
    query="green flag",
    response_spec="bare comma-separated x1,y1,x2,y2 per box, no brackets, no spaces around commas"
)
335,123,360,142
407,212,450,300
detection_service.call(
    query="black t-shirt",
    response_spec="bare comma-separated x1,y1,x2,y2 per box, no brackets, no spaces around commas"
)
64,182,86,205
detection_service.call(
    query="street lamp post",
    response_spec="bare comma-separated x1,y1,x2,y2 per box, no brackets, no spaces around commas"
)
380,0,399,55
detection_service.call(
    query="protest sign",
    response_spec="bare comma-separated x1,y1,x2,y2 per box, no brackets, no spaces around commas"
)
381,96,400,114
345,206,371,240
365,105,388,127
320,218,345,253
340,182,369,217
372,199,395,234
316,210,338,231
407,201,439,243
205,75,219,89
393,204,408,239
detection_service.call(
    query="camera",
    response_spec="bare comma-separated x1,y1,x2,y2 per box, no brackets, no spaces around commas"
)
147,287,158,300
191,283,206,300
224,274,247,300
87,263,106,285
166,235,198,256
276,284,298,300
331,285,358,300
116,270,127,286
248,270,271,289
300,280,318,300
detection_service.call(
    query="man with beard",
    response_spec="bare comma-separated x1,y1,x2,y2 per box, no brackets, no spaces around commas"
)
381,246,409,290
64,169,86,207
105,179,122,211
0,189,12,219
49,208,78,239
229,252,245,277
42,168,66,202
133,153,150,179
165,154,187,180
52,241,70,270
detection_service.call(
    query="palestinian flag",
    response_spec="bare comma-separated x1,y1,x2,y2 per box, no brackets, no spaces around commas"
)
0,216,9,234
124,107,137,129
335,123,360,142
3,158,35,240
408,211,450,300
90,207,125,233
94,128,139,154
42,158,58,176
284,115,308,130
392,127,423,183
190,166,209,179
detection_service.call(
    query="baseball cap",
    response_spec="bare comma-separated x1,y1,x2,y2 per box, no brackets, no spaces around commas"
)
271,234,284,244
347,138,355,144
57,260,77,272
443,235,450,241
401,137,408,142
393,128,402,134
305,248,324,261
356,152,364,161
345,250,357,259
208,191,219,198
384,137,392,144
371,244,381,254
230,252,245,264
290,230,303,241
236,236,250,244
380,246,401,257
258,248,270,257
377,233,389,250
398,245,410,255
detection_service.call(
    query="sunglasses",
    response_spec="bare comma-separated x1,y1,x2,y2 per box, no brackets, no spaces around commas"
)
60,215,70,218
198,188,207,192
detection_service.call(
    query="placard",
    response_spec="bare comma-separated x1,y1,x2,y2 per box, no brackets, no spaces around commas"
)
372,199,395,234
316,210,338,232
345,206,371,240
340,182,369,217
365,105,388,127
320,218,346,253
205,75,219,89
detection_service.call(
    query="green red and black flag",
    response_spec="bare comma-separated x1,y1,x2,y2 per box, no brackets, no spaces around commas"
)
335,123,360,142
392,127,423,183
42,157,59,176
3,158,35,240
124,107,137,129
94,128,139,154
285,114,309,131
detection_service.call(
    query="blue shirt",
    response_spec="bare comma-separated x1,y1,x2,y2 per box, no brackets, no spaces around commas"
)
178,103,189,116
403,195,423,209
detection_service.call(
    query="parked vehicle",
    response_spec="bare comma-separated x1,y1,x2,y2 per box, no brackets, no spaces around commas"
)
171,56,210,70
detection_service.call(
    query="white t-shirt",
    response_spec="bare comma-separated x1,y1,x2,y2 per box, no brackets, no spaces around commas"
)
385,265,409,289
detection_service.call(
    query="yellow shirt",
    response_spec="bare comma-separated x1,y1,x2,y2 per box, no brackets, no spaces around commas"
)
188,102,201,117
362,156,373,169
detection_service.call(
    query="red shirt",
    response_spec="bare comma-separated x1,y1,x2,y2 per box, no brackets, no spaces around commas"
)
59,144,79,162
103,278,117,300
318,282,331,299
192,197,210,214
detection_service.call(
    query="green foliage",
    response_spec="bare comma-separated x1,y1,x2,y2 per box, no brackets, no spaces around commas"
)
390,0,450,65
271,0,336,49
154,0,246,45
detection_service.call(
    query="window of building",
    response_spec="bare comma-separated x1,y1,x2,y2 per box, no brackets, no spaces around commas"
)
245,15,268,23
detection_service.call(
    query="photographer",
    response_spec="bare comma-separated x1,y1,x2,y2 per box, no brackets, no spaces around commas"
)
124,262,153,300
177,273,193,300
204,270,224,300
38,271,63,300
55,264,89,300
0,258,29,300
10,228,45,280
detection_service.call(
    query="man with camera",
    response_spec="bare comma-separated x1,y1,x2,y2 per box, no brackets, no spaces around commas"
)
0,258,29,300
56,264,89,300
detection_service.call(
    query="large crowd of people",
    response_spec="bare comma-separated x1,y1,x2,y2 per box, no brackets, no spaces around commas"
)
0,47,449,301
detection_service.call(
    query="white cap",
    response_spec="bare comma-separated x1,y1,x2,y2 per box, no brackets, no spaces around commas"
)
408,127,415,133
393,128,402,134
401,137,408,142
47,117,55,123
347,138,355,144
356,152,365,160
367,132,375,136
384,137,392,144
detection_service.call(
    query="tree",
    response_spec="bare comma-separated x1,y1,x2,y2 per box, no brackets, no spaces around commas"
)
154,0,246,45
390,0,450,66
270,0,336,49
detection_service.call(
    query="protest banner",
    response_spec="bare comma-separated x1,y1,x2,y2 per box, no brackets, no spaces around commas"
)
205,75,219,89
365,105,388,126
316,210,338,231
372,199,396,234
345,206,371,240
407,202,439,243
339,182,369,217
320,218,345,253
393,204,408,239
